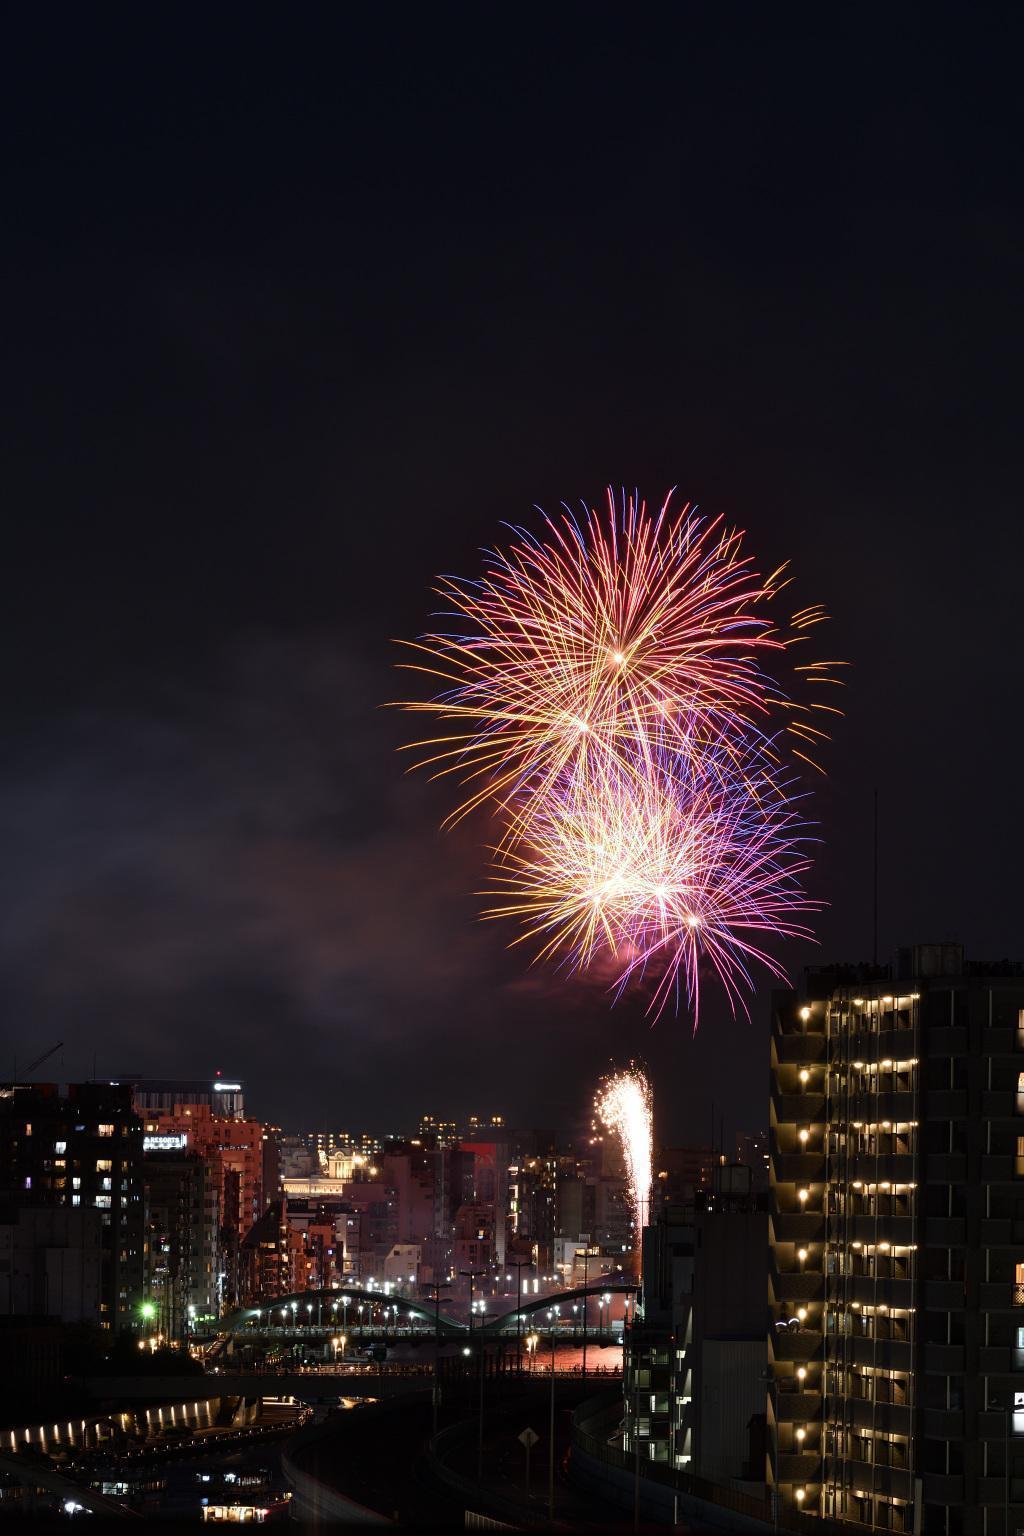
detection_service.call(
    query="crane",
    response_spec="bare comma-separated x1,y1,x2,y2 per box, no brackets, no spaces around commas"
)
21,1041,63,1077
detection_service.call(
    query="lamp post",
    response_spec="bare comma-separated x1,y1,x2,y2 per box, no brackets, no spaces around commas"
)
461,1271,486,1480
506,1258,532,1373
548,1315,557,1523
424,1279,450,1439
581,1247,590,1378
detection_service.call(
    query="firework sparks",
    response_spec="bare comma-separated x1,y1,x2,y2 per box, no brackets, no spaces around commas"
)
485,739,817,1023
396,487,838,1017
596,1067,653,1239
397,488,838,836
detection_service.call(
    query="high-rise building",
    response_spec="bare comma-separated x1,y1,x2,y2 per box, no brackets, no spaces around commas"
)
0,1082,144,1330
768,943,1024,1536
135,1100,265,1307
124,1076,246,1120
143,1149,220,1337
623,1163,767,1481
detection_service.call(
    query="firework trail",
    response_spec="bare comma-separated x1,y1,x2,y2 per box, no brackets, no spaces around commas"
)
596,1067,654,1240
396,487,838,1017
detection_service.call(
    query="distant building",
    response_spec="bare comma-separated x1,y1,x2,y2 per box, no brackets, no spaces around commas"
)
0,1207,103,1323
143,1149,220,1336
624,1163,767,1483
120,1075,246,1120
735,1130,770,1192
0,1081,144,1330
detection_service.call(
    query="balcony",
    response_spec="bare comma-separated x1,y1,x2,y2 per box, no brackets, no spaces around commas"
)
926,1027,968,1058
874,1401,913,1435
775,1035,826,1065
772,1085,825,1117
925,1280,965,1310
981,1218,1013,1245
849,1337,912,1373
928,1089,967,1119
848,1274,915,1308
981,1154,1015,1182
771,1328,823,1363
922,1408,964,1438
849,1214,914,1245
778,1452,823,1483
926,1216,966,1245
774,1390,822,1422
925,1343,965,1373
978,1345,1010,1372
921,1473,965,1504
772,1270,825,1303
980,1282,1020,1310
773,1152,826,1183
927,1153,966,1183
982,1090,1017,1120
977,1478,1024,1505
870,1464,916,1500
772,1211,826,1243
846,1090,917,1123
847,1153,915,1184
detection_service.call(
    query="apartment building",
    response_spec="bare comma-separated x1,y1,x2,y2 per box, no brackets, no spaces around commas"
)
769,943,1024,1536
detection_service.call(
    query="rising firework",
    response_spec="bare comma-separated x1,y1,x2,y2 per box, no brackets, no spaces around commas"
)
596,1067,654,1239
396,488,838,1017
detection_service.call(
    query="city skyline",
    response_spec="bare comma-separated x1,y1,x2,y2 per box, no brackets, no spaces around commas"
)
2,11,1023,1131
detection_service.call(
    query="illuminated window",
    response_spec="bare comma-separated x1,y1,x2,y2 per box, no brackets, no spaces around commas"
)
98,1124,115,1137
54,1141,67,1154
95,1194,111,1209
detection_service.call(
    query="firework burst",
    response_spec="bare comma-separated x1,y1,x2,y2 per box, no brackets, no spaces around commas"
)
396,487,838,1018
397,488,839,837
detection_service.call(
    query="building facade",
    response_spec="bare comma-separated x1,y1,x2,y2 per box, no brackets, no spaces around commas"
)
769,944,1024,1536
0,1082,145,1330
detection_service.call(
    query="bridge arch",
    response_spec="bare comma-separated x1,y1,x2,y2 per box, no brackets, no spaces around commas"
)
221,1286,466,1335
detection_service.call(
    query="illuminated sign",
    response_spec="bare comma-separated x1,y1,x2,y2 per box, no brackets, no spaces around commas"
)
213,1082,242,1092
143,1134,188,1152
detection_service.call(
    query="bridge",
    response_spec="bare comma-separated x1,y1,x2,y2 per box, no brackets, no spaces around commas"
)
219,1281,637,1342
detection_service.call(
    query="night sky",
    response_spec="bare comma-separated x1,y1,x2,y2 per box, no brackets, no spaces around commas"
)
3,10,1022,1142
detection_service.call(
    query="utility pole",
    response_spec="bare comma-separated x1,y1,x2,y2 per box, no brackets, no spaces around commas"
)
507,1258,532,1372
460,1270,486,1480
425,1281,449,1439
581,1245,590,1377
549,1327,556,1523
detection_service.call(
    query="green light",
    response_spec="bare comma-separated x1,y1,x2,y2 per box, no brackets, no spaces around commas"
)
140,1302,156,1321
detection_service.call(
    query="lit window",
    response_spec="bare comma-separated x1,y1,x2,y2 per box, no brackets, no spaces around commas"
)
95,1195,111,1209
96,1159,113,1173
98,1123,115,1137
72,1195,81,1207
54,1141,67,1154
23,1175,31,1189
72,1177,81,1189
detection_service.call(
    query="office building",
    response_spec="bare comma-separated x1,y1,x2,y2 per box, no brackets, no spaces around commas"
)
0,1081,144,1330
143,1148,220,1335
768,943,1024,1536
